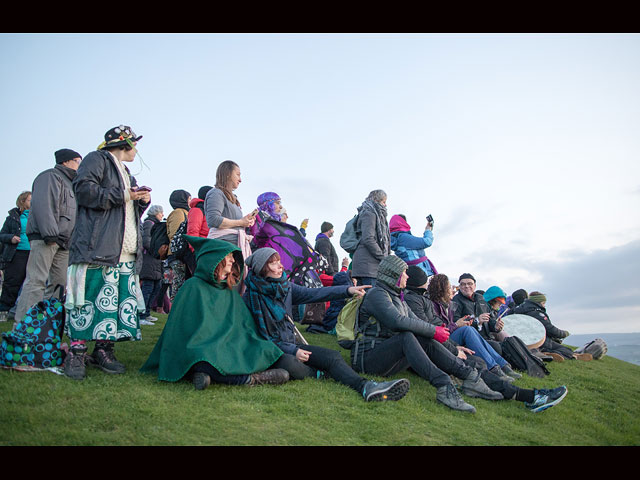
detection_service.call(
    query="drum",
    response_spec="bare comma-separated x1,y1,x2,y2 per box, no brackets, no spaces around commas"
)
502,314,546,349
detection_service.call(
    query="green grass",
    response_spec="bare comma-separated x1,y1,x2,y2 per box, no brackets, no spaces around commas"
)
1,314,639,445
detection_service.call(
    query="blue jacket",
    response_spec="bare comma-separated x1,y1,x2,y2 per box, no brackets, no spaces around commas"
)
390,229,435,276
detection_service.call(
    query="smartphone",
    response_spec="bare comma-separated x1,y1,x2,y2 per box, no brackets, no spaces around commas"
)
133,186,152,192
426,214,434,224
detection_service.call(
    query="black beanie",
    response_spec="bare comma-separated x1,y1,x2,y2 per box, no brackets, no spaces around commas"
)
406,266,429,288
198,185,213,200
55,149,82,164
512,289,528,306
458,273,475,283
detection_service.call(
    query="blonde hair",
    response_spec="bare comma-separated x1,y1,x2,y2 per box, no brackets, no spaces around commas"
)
16,191,31,212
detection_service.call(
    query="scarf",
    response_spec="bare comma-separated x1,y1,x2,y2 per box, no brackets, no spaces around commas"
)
243,270,291,343
358,199,390,254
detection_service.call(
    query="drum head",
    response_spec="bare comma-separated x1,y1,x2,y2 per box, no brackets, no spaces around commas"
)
502,314,546,349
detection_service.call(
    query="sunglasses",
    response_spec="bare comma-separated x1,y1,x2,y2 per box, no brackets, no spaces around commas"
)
114,125,137,139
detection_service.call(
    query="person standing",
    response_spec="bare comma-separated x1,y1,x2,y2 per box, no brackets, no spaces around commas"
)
63,125,150,381
314,221,340,276
0,191,32,322
166,189,191,302
13,149,81,324
139,205,164,325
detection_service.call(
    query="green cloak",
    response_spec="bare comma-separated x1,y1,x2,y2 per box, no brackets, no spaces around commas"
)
140,235,283,381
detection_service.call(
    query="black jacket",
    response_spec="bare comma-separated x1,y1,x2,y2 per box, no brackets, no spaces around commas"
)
140,215,163,281
451,291,499,340
68,150,149,272
352,282,436,370
0,208,22,265
512,299,568,342
314,234,339,275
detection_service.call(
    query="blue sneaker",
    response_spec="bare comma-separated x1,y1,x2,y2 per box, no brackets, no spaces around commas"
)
362,378,410,402
525,386,568,412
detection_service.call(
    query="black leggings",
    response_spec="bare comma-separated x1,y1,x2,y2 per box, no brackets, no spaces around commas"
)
191,361,250,386
273,344,366,394
356,332,473,388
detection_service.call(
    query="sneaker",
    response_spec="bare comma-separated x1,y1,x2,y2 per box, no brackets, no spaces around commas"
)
501,363,523,379
139,319,155,326
193,372,211,390
362,378,410,402
526,386,568,412
545,352,566,362
248,368,290,386
0,311,8,322
64,344,88,381
88,342,126,374
490,365,515,383
461,370,503,400
436,384,476,413
573,353,593,361
147,316,158,322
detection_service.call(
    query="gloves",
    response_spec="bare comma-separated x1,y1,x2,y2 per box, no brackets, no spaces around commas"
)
561,329,570,338
434,326,450,343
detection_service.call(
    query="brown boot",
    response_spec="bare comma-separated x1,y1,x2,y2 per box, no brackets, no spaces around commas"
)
248,368,290,386
545,352,565,362
573,353,593,361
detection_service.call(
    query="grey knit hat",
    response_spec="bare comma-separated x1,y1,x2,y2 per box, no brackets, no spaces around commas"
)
245,247,278,276
376,255,408,289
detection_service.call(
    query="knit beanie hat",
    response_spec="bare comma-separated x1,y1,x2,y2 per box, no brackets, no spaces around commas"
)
406,265,429,288
320,221,333,233
245,247,278,276
376,255,408,290
512,288,528,306
483,286,507,304
528,291,547,305
55,148,82,164
459,273,476,283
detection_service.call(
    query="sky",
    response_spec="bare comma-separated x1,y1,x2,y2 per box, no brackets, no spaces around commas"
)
1,33,638,334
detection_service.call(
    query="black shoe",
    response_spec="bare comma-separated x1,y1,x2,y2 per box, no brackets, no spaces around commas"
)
490,365,515,383
362,378,410,402
461,370,503,400
248,368,290,386
501,364,522,379
64,344,88,381
88,342,126,374
436,384,476,413
193,372,211,390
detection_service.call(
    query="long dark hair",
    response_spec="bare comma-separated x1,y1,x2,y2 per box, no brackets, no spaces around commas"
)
427,274,451,304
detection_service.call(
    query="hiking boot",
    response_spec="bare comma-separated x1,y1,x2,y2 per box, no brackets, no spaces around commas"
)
545,352,565,362
461,370,503,400
362,378,410,402
525,386,568,412
248,368,290,386
489,365,515,383
573,353,593,361
436,384,476,413
88,342,126,374
501,363,523,379
193,372,211,391
64,344,88,381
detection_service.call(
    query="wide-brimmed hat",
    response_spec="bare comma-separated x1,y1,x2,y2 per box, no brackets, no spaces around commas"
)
98,125,142,150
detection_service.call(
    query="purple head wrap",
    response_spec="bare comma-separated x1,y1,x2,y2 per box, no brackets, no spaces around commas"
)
257,192,282,221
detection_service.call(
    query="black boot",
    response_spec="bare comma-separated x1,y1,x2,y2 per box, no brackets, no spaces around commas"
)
89,341,126,374
64,344,88,381
248,368,290,386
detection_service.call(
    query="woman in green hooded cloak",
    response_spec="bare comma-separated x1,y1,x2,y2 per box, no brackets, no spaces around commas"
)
140,235,289,389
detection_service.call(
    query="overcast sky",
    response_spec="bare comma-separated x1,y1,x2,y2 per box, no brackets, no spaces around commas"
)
1,33,638,334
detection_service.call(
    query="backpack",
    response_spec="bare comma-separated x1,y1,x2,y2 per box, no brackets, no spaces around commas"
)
575,338,607,360
0,287,66,371
169,219,189,260
149,221,170,260
336,294,365,349
339,214,360,254
500,335,550,378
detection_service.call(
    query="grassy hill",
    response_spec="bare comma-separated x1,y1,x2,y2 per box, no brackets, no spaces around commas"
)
1,314,639,446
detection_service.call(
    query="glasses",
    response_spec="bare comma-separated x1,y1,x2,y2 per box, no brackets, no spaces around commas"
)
114,125,137,139
459,282,475,287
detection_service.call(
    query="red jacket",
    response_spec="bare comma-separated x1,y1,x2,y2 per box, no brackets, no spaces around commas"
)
187,198,209,250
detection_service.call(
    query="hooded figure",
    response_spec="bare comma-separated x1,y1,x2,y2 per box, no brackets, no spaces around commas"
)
140,236,285,383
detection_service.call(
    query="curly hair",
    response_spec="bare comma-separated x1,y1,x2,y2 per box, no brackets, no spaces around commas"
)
427,273,451,304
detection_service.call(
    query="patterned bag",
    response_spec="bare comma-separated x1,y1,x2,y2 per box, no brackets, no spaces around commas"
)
169,219,189,260
0,291,66,371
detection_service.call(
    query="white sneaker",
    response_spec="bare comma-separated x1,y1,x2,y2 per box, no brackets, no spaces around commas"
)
139,319,155,326
148,316,158,322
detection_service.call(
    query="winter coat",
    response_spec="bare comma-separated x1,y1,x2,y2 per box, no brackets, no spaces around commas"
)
314,233,339,275
187,197,209,238
351,207,390,278
68,150,149,273
512,299,569,343
140,215,163,281
451,291,499,340
26,164,77,249
389,215,436,276
0,208,23,265
352,281,436,370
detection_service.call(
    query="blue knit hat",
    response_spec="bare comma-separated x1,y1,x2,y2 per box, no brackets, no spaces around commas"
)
483,286,507,303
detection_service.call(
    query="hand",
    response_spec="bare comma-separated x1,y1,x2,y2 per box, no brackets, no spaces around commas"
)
477,313,490,324
434,326,450,343
456,315,472,328
347,285,370,297
296,349,311,362
130,188,150,203
459,346,475,356
11,235,20,244
495,318,504,331
241,212,256,227
425,223,432,231
342,257,350,268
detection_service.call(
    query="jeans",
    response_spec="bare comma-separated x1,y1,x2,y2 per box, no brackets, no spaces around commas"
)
140,279,162,318
450,326,507,370
357,332,473,388
273,344,366,394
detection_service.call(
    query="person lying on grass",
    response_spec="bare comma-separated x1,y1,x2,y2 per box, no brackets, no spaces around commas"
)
140,236,289,389
242,247,410,402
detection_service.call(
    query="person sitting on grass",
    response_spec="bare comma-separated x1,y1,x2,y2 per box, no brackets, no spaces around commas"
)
140,236,290,389
242,247,410,403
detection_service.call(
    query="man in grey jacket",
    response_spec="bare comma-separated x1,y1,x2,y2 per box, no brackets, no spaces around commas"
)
13,148,81,323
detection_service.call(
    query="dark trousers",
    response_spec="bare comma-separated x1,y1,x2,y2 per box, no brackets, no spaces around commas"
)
140,278,162,318
357,331,473,388
192,361,250,386
0,250,29,311
273,344,366,394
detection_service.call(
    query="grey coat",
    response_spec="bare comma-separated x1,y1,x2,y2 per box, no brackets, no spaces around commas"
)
68,150,149,273
350,208,390,278
26,164,77,249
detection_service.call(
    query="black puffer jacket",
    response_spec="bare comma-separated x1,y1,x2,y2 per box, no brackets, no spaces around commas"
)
0,208,22,264
352,282,436,371
140,215,163,281
314,234,339,275
512,299,569,342
68,150,149,273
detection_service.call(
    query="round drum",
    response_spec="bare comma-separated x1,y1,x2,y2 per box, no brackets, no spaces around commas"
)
502,314,546,349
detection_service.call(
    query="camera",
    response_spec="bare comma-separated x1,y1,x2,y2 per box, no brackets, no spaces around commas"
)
426,214,434,225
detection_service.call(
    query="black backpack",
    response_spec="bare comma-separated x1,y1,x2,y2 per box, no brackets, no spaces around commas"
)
501,336,550,378
149,221,170,260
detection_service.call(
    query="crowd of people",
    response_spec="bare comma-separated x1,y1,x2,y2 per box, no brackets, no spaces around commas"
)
0,124,582,413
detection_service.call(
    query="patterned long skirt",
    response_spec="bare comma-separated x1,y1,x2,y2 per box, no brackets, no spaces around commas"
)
65,261,145,342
